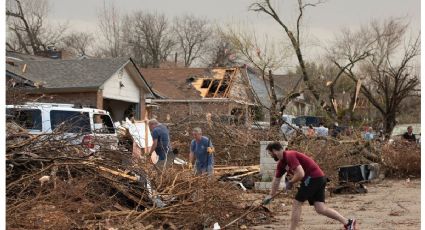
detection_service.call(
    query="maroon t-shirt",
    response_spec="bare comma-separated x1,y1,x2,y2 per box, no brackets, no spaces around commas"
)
275,150,324,180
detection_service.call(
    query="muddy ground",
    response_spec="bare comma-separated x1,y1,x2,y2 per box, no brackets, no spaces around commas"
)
251,178,420,230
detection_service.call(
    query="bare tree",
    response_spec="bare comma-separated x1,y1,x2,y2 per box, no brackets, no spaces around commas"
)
223,27,301,126
326,26,375,120
97,0,124,57
62,32,94,56
333,19,420,134
173,15,212,67
250,0,334,116
204,28,239,67
129,11,174,68
6,0,67,54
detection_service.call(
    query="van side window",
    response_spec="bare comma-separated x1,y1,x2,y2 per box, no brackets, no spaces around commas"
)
6,109,42,131
93,114,115,134
50,111,90,133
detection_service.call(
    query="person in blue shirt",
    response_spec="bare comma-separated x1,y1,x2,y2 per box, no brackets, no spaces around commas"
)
148,119,173,169
364,127,374,141
189,127,214,176
316,123,329,137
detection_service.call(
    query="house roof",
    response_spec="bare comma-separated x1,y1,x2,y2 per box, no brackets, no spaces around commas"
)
7,57,132,89
273,74,304,93
140,68,216,99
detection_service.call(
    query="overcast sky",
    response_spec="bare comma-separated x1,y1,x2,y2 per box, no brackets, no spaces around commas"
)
47,0,420,70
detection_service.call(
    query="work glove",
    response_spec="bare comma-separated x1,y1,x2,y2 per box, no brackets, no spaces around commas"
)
285,180,293,190
207,147,215,154
262,195,273,205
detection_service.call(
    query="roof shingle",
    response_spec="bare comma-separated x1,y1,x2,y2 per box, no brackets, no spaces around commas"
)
7,57,130,89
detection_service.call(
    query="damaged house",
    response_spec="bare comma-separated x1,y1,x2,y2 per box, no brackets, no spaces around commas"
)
141,67,257,125
5,53,156,122
245,67,313,121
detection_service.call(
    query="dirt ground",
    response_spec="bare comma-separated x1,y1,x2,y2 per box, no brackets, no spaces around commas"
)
251,178,420,230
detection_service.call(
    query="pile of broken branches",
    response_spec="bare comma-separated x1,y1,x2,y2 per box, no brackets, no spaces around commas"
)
167,114,279,166
6,125,272,229
288,135,420,184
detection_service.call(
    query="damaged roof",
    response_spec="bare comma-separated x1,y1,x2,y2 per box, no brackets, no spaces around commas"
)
141,67,249,100
141,68,207,99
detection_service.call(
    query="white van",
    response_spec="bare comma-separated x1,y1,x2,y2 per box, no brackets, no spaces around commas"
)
6,103,118,153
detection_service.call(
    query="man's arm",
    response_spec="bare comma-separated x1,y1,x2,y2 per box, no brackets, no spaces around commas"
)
149,139,158,155
189,140,196,165
269,176,282,196
189,151,195,165
289,165,305,184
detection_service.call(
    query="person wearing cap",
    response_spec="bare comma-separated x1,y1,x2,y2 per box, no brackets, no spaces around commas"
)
262,142,356,230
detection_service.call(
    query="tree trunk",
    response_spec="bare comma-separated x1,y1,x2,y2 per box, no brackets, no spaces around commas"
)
383,111,397,136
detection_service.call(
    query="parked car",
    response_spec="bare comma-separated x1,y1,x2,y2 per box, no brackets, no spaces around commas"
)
293,115,326,128
6,103,118,153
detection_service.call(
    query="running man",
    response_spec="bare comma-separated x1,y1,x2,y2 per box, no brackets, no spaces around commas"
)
262,142,356,230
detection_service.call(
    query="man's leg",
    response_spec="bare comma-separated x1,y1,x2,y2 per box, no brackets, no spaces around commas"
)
290,200,303,230
313,201,348,224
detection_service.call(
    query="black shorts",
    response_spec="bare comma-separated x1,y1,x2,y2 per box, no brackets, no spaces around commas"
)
295,176,327,205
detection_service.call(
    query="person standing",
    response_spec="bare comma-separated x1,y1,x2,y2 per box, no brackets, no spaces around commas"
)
364,127,374,141
189,127,214,176
262,142,356,230
148,119,173,169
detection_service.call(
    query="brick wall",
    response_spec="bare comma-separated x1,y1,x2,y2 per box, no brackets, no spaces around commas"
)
25,92,98,108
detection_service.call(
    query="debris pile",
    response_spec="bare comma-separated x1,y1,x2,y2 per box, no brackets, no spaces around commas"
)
167,114,277,166
289,136,420,184
6,127,272,229
381,141,421,177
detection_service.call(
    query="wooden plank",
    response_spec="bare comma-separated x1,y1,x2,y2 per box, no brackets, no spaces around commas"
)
215,165,260,170
96,165,138,181
223,69,237,97
227,170,260,180
213,78,225,98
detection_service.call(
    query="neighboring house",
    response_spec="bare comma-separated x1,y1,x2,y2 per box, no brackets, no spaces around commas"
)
6,54,156,122
272,73,313,116
140,67,257,125
244,67,312,121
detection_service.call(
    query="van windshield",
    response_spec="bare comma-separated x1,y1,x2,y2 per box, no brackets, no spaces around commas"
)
93,114,115,134
50,111,91,133
6,108,42,131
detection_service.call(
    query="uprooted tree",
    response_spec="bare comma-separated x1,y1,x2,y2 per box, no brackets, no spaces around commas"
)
331,18,420,134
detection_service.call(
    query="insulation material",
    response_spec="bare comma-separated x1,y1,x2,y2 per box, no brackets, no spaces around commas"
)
192,68,238,98
125,118,153,148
